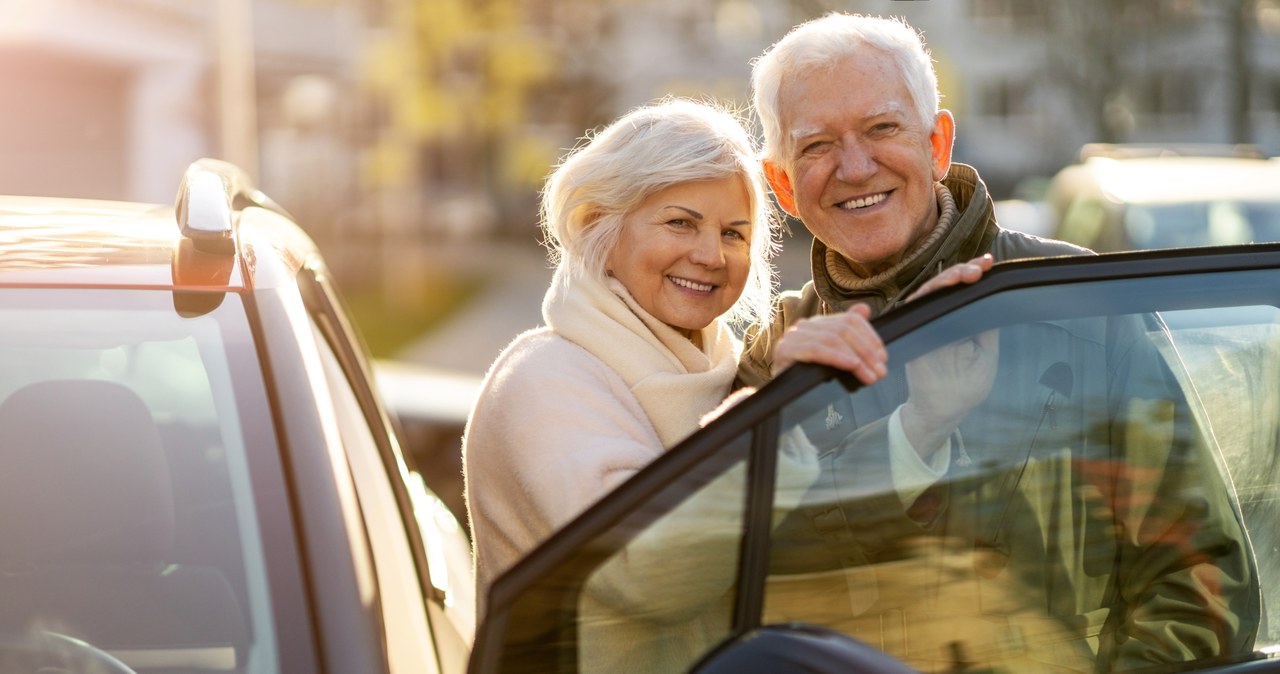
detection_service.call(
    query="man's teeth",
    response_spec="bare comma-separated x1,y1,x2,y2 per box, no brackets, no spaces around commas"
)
670,276,713,292
840,192,887,209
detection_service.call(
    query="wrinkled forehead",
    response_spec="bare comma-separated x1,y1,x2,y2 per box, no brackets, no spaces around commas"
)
775,52,918,148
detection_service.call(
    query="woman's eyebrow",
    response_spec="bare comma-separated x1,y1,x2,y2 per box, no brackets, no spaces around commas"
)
666,205,704,219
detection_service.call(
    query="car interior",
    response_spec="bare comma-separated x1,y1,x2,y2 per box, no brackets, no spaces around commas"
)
0,291,269,674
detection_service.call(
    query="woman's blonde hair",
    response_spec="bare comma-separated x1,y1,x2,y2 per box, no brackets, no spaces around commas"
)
541,97,778,328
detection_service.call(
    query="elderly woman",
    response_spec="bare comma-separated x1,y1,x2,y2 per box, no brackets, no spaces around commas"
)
463,98,886,671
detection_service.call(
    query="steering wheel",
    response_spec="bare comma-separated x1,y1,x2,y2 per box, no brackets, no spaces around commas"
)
0,631,138,674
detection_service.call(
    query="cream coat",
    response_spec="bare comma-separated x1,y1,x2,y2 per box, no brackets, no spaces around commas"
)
464,266,744,672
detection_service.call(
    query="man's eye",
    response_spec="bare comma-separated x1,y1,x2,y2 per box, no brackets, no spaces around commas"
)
800,140,830,155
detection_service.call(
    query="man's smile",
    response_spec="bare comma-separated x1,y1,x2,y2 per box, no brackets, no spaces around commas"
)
837,191,889,210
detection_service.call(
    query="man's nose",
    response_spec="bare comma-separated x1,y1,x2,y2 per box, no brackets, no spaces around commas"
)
835,138,876,183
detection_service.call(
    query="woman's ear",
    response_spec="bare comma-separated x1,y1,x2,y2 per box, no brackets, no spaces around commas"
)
763,161,798,216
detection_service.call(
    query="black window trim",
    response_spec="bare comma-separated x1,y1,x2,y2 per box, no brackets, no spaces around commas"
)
470,241,1280,674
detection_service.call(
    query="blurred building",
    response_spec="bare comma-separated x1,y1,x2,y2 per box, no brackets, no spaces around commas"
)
0,1,209,204
0,0,361,207
2,0,1277,228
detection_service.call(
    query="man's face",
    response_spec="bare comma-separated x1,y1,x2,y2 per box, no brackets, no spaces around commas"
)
767,47,954,278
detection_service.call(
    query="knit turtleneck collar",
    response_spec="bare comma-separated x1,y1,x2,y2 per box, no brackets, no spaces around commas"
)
823,182,958,292
809,163,999,316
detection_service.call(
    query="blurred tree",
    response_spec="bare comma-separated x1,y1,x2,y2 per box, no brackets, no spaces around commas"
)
1034,1,1145,145
1031,0,1257,147
364,0,719,238
362,0,567,236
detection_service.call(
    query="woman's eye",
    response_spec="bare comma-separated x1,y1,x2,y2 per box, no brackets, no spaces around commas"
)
666,218,692,228
722,229,746,241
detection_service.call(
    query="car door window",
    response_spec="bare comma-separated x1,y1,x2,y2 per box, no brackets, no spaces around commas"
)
476,253,1280,674
761,271,1273,673
576,458,749,674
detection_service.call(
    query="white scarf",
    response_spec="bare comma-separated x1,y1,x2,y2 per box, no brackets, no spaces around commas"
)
542,266,741,448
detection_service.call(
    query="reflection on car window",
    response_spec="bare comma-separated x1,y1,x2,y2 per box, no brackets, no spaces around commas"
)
1157,305,1280,649
577,461,748,674
761,279,1267,673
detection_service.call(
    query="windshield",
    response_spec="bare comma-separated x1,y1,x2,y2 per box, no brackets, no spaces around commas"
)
0,288,288,673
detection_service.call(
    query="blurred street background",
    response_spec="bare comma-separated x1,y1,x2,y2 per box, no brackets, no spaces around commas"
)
3,0,1279,377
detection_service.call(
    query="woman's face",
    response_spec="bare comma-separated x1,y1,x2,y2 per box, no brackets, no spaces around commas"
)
606,176,753,337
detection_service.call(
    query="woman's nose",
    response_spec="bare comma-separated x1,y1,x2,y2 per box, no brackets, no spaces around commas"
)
688,229,726,268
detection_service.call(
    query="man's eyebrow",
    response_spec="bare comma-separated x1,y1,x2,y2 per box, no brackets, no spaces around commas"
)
869,101,905,117
788,126,822,146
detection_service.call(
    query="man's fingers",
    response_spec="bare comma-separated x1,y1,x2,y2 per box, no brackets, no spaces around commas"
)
907,254,994,301
773,307,888,383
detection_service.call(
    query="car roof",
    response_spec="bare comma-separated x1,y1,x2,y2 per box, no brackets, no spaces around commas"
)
0,160,318,292
1062,155,1280,206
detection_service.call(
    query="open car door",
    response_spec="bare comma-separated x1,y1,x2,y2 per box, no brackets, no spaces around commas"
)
472,243,1280,674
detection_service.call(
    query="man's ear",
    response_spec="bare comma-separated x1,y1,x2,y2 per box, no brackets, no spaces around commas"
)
763,160,798,216
930,110,956,182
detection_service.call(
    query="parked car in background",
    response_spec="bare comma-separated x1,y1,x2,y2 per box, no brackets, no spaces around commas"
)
1046,143,1280,252
993,197,1053,238
472,242,1280,674
0,159,474,674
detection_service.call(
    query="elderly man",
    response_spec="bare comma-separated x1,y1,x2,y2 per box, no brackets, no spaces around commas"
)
741,12,1258,672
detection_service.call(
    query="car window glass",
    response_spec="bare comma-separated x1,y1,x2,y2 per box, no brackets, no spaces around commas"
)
0,289,283,673
761,275,1272,673
479,263,1280,674
1155,304,1280,648
576,461,749,674
311,320,440,674
478,430,752,674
